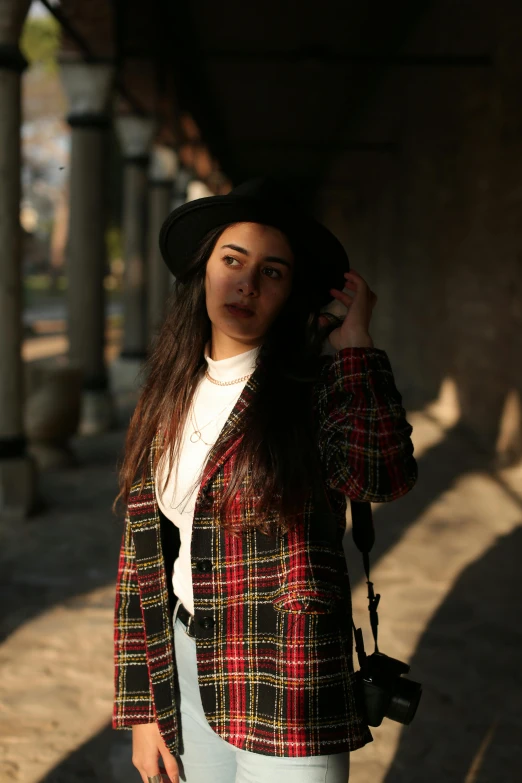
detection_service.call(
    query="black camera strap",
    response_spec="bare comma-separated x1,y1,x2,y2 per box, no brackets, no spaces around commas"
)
314,487,380,667
349,500,381,664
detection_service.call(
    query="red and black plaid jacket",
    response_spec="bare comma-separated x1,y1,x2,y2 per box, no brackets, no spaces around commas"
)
113,347,417,758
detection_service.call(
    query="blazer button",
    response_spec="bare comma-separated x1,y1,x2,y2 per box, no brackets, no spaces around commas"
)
200,616,215,630
197,559,212,572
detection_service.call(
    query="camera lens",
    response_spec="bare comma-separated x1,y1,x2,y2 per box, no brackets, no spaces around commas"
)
386,678,422,725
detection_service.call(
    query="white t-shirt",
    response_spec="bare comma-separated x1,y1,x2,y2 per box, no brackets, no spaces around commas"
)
154,341,261,615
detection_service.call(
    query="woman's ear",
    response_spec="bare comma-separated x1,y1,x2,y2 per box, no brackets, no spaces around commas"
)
306,310,340,333
318,314,330,329
319,312,343,330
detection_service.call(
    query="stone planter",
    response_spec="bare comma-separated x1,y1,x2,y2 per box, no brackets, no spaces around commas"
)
24,358,84,470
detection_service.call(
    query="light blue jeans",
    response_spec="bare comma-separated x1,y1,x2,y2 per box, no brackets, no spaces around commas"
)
172,598,350,783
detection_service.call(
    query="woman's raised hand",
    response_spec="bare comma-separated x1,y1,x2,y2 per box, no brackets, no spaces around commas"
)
132,722,179,783
319,269,377,350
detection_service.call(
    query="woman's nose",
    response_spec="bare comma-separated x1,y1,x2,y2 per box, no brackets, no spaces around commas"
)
238,277,257,293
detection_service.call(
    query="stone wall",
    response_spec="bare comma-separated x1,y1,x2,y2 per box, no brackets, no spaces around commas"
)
318,0,522,465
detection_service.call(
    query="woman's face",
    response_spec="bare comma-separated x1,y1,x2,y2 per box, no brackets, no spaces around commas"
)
205,222,294,360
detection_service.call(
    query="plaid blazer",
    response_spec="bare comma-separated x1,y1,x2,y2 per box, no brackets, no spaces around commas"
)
113,347,417,758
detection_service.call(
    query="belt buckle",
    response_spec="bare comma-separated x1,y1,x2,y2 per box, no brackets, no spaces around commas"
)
185,613,195,637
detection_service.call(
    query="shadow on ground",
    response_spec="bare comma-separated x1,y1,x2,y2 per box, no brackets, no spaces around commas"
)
380,525,522,783
3,407,518,782
0,423,129,646
38,724,135,783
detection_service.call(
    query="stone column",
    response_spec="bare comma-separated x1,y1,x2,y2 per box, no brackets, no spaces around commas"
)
115,115,156,362
170,166,192,211
186,179,213,201
0,0,37,516
59,59,115,434
147,145,177,338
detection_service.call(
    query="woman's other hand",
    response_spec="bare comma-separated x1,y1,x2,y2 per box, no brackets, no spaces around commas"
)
132,723,179,783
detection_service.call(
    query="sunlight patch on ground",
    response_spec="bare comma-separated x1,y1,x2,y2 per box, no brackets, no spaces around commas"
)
0,585,115,783
349,464,522,783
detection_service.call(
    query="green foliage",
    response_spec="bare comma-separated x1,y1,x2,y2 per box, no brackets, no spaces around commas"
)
106,225,123,263
20,15,60,74
25,273,53,291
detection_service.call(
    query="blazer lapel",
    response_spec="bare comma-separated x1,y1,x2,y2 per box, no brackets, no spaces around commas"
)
198,363,261,491
128,359,262,536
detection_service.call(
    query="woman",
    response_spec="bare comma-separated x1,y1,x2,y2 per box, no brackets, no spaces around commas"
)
112,178,418,783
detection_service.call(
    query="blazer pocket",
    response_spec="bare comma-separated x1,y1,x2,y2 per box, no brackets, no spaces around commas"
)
272,585,340,615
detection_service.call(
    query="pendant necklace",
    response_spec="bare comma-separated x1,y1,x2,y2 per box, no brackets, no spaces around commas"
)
189,369,253,445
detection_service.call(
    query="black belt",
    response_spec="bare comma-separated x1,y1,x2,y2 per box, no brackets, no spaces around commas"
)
176,601,196,638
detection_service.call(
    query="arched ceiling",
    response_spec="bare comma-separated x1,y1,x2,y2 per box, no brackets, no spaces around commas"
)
50,0,488,194
164,0,427,189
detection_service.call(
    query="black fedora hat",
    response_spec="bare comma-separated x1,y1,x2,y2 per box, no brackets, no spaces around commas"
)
158,177,350,311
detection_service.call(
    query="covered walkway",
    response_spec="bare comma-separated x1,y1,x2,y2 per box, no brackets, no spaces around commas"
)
1,1,521,781
1,340,521,781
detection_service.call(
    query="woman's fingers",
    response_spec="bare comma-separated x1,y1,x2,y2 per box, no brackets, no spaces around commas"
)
344,270,374,294
158,747,180,783
331,284,377,303
329,288,355,304
137,760,177,783
132,723,179,783
138,769,161,783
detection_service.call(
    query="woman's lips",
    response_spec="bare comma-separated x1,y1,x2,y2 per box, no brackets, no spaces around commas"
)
225,304,254,318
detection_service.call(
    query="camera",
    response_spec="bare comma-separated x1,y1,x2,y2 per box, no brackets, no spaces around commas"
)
359,651,422,727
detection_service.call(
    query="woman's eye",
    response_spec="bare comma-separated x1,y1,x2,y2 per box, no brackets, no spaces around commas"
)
223,256,281,279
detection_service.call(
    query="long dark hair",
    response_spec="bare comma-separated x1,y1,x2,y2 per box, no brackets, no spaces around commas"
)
113,223,337,538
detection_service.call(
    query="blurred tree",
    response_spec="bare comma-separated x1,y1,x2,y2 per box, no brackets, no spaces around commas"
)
106,225,122,266
20,14,60,73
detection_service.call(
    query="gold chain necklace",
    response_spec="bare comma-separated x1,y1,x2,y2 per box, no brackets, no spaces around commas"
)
189,369,254,444
204,369,253,386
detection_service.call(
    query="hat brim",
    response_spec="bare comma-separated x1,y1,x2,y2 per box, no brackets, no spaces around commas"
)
159,194,349,310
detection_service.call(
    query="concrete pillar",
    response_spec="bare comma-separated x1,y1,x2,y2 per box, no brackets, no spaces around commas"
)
170,166,192,211
147,145,177,338
0,0,38,516
59,59,116,434
186,179,213,201
115,115,156,361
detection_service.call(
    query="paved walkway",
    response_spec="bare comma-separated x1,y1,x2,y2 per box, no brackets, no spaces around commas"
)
1,386,521,783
